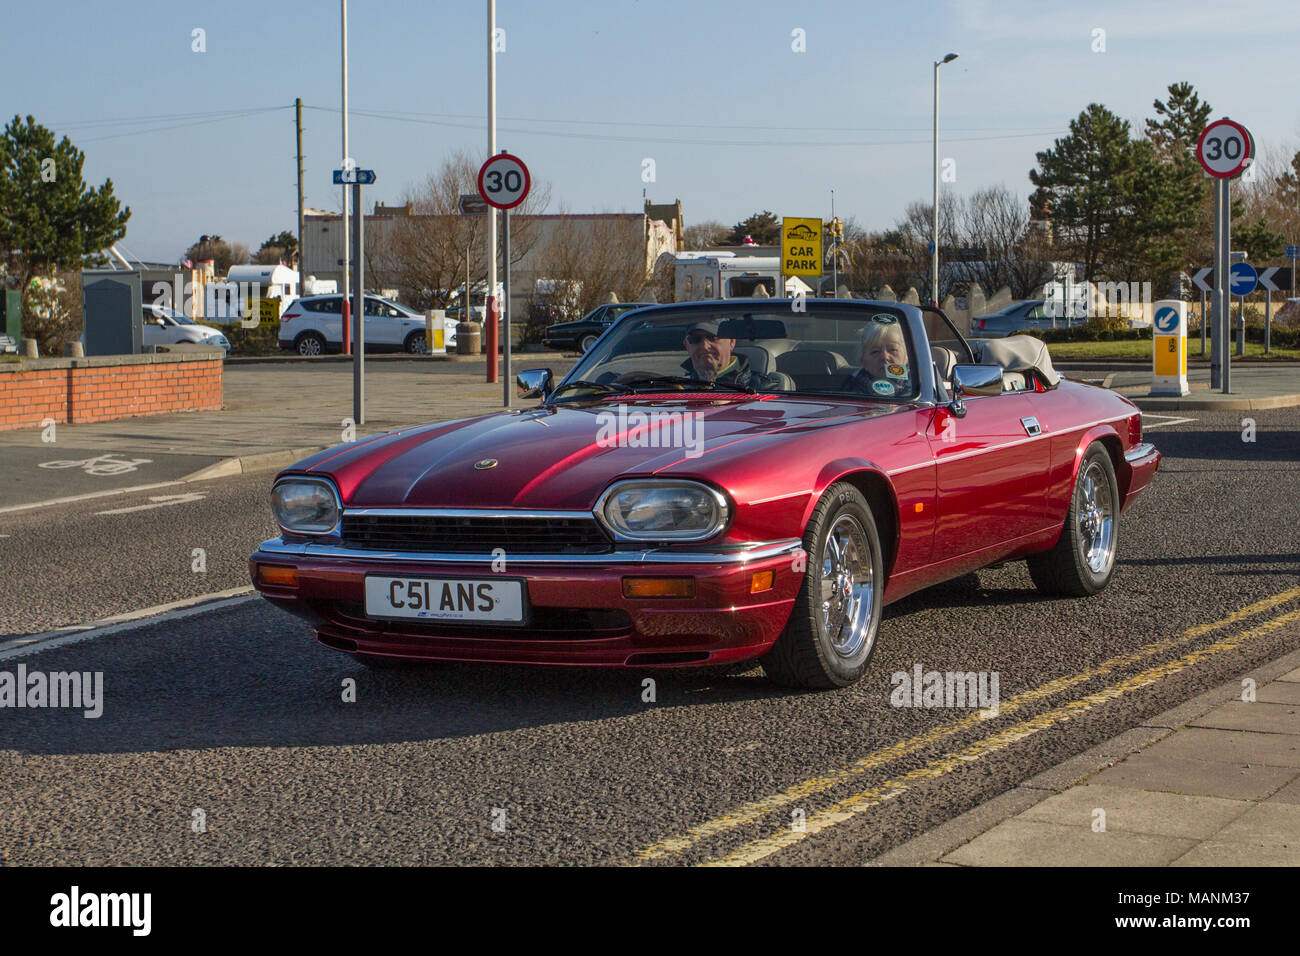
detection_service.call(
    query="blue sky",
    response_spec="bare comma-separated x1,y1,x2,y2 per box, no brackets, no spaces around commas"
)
4,0,1299,262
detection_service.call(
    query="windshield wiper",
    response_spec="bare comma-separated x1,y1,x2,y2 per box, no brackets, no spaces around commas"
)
548,379,633,400
618,374,757,394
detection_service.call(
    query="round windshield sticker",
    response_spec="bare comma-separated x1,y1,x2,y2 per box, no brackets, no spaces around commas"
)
871,379,894,395
886,363,907,379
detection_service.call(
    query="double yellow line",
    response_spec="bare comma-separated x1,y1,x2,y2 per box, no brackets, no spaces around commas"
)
632,586,1300,866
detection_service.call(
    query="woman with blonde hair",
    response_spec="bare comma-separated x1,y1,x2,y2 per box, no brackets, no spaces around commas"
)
841,316,911,397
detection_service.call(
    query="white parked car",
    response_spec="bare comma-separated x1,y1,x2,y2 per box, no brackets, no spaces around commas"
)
277,294,457,356
143,305,230,353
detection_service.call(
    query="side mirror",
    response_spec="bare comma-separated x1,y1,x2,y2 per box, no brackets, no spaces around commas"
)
953,364,1003,397
948,364,1002,418
516,368,553,400
155,317,167,326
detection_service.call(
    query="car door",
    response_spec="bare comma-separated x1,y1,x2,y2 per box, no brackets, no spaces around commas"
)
141,309,164,348
920,309,1051,558
364,298,404,347
307,296,342,344
927,389,1052,558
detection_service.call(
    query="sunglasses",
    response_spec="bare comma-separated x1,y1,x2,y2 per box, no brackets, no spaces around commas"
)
685,332,717,344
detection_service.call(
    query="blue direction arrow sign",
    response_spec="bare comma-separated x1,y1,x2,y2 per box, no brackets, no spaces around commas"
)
1153,306,1180,334
1229,261,1258,296
333,168,376,185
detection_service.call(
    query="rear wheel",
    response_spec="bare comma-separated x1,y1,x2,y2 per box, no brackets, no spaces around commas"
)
295,332,326,356
761,482,883,689
404,331,429,354
579,333,599,353
1027,442,1119,597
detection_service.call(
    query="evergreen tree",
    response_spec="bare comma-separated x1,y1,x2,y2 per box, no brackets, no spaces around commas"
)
1029,104,1138,281
0,114,130,329
1233,218,1284,263
1145,82,1212,162
722,211,781,245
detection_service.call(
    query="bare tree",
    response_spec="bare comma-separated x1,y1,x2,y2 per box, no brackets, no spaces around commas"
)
682,219,728,250
366,150,550,310
954,185,1055,299
530,207,656,320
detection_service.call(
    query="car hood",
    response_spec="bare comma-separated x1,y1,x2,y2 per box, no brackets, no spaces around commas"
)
305,396,894,510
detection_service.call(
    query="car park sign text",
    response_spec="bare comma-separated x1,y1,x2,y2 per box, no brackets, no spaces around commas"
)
782,218,823,277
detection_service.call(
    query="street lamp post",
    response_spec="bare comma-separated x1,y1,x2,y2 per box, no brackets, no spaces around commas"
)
932,52,957,307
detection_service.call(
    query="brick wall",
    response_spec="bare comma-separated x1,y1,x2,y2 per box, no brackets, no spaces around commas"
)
0,354,223,431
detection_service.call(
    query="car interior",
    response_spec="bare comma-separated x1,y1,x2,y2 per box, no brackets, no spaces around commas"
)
588,309,1059,398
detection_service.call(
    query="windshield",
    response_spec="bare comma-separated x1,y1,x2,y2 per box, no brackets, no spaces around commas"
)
552,304,920,402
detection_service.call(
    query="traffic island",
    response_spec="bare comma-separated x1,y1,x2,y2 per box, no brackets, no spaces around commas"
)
0,349,223,431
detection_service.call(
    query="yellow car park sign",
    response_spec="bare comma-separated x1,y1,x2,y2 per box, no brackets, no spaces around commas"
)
782,218,823,277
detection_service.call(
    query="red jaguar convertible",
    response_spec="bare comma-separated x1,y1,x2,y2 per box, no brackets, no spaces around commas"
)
250,300,1160,689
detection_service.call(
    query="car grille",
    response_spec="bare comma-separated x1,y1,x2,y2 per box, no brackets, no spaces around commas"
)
340,512,613,554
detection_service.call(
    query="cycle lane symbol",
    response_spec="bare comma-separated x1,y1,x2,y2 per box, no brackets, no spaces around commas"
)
38,453,154,476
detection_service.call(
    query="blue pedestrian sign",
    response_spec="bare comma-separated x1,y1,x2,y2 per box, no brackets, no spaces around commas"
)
1287,245,1300,259
333,168,376,185
1229,261,1257,296
1153,306,1180,334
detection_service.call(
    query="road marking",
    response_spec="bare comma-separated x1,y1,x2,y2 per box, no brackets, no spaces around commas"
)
95,492,206,515
1140,414,1197,430
702,607,1300,867
38,453,153,475
632,586,1300,864
0,480,188,515
0,587,257,661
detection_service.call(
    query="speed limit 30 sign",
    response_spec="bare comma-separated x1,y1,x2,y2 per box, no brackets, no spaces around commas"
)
1196,118,1253,178
477,152,531,210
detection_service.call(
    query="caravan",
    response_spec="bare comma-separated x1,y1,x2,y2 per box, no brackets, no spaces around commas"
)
673,253,811,301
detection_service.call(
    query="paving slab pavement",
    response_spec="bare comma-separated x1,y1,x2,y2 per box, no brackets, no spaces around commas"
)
1103,365,1300,411
871,649,1300,867
0,356,578,467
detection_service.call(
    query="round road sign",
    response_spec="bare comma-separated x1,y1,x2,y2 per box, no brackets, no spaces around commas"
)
1196,119,1253,179
1229,261,1258,296
1153,306,1180,334
477,153,531,210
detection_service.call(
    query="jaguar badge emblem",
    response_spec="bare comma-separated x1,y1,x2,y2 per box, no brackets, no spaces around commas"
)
474,458,499,470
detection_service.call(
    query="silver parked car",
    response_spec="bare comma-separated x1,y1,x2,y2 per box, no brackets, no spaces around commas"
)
969,299,1082,338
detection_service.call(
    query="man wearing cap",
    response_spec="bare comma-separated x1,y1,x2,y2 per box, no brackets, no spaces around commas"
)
679,319,770,388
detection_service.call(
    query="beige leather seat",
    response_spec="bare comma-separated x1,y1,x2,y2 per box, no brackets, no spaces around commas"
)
931,345,957,392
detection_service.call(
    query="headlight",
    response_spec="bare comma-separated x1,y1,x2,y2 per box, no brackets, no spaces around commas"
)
596,480,730,542
270,478,340,534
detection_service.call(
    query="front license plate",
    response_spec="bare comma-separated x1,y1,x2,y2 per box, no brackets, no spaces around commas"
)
364,576,526,624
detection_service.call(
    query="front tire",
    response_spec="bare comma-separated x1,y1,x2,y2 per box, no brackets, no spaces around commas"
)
761,482,884,689
579,333,599,353
404,331,429,354
1027,442,1119,597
